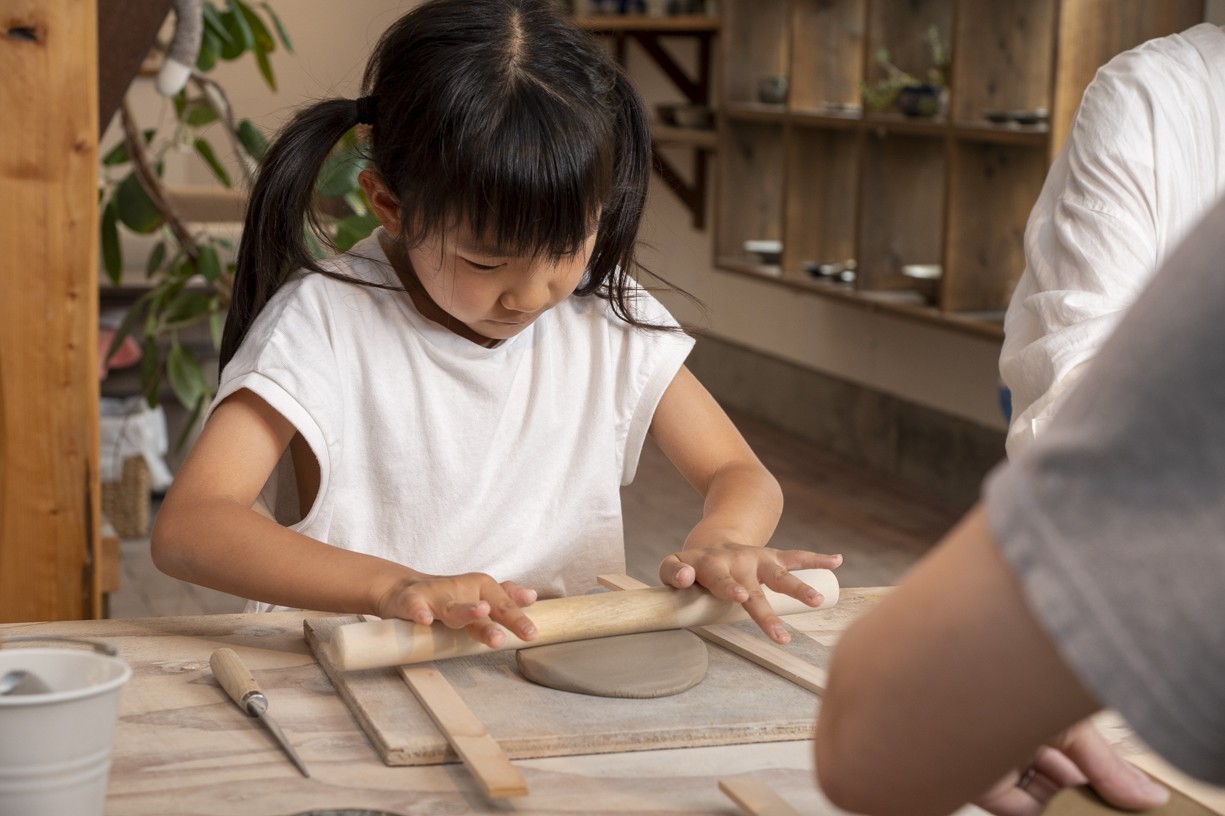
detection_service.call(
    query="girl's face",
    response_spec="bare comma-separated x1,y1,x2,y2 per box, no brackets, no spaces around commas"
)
403,226,597,346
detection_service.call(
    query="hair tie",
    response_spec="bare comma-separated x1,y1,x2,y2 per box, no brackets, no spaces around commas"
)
354,96,377,125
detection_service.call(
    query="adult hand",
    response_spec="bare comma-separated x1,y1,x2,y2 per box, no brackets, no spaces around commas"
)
659,542,842,643
378,572,538,649
975,720,1169,816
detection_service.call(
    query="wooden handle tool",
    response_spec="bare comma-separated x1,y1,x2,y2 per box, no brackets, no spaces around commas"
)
331,568,839,671
210,647,311,777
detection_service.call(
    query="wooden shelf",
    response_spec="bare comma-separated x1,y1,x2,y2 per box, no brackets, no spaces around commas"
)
574,14,720,33
582,12,719,229
713,0,1203,338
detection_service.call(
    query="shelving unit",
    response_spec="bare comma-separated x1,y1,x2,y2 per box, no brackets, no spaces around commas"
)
576,14,720,227
714,0,1203,339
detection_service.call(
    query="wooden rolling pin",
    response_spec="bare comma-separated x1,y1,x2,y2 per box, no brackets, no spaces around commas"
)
330,568,839,671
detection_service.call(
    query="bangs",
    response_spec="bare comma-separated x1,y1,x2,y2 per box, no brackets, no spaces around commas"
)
410,81,613,259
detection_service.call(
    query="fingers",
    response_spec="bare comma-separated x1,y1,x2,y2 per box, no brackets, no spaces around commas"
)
390,574,539,648
1060,722,1169,810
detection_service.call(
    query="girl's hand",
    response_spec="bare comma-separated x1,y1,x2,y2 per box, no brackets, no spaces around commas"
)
377,573,539,649
659,543,843,644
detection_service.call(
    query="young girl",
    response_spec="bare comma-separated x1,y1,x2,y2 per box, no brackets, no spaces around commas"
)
152,0,840,648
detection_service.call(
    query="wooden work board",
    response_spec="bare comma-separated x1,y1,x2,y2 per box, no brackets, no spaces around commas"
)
305,615,831,766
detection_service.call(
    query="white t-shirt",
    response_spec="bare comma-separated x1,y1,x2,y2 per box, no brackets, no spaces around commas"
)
1000,23,1225,457
214,231,694,611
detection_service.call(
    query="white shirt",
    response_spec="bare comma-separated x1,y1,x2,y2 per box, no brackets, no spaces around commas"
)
1000,24,1225,458
214,232,694,611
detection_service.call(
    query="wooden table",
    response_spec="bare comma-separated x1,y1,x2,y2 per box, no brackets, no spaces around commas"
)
2,589,1221,816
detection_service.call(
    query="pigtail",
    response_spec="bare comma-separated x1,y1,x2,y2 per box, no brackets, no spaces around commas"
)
220,99,361,373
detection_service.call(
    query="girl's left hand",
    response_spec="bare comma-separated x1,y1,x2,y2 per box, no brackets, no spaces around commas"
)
659,543,843,644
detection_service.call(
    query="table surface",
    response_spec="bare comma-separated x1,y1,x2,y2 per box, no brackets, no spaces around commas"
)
2,588,1221,816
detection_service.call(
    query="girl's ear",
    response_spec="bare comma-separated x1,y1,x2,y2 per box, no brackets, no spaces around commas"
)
359,169,402,237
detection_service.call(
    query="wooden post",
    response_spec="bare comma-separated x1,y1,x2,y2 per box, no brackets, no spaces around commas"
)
0,0,100,621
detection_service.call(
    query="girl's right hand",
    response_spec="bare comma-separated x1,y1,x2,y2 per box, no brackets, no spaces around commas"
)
377,573,539,648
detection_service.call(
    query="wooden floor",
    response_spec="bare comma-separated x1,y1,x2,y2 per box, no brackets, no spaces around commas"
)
106,411,962,618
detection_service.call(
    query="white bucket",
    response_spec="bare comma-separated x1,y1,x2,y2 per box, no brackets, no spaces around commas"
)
0,648,131,816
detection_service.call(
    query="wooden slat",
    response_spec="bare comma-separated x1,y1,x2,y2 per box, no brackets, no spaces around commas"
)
719,777,803,816
398,666,528,799
0,0,100,622
596,574,827,694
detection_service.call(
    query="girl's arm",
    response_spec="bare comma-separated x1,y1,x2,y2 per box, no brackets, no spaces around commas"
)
151,389,537,646
648,365,842,643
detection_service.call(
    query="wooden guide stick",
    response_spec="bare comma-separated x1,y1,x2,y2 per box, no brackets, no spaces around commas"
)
330,568,840,671
719,777,803,816
596,573,828,694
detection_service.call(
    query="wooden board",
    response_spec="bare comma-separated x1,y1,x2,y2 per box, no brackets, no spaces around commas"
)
306,614,832,766
1042,783,1219,816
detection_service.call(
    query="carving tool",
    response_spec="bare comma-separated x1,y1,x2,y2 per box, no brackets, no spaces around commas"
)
210,647,311,777
331,567,839,670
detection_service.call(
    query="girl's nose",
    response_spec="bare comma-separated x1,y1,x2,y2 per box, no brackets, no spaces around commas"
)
501,269,553,314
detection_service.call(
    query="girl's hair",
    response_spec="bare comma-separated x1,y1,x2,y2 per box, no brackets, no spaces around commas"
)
221,0,665,372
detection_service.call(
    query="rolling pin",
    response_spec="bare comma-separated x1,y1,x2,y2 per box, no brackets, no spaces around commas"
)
331,568,839,670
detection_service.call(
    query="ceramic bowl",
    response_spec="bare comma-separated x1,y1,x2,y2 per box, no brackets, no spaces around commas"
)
744,239,782,265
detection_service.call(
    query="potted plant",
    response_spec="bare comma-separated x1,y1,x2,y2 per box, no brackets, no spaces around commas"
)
860,24,950,118
100,1,378,446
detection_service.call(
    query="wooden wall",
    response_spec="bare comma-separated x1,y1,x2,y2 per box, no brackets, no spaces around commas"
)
0,0,100,621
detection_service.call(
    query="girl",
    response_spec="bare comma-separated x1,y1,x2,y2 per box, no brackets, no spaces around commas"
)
152,0,840,648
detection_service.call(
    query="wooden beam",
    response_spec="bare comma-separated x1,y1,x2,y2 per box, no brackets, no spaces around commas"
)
0,0,101,621
719,777,803,816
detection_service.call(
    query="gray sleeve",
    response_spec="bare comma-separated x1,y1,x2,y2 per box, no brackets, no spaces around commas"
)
984,195,1225,786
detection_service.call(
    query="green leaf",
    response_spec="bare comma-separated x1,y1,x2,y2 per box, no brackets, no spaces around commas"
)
183,99,220,127
115,173,164,234
101,199,122,284
104,296,149,365
196,27,219,72
202,3,235,47
225,0,256,50
163,289,213,326
254,46,276,91
238,2,276,52
217,11,248,60
236,119,268,161
173,89,187,117
145,241,167,277
194,138,232,187
333,212,380,252
166,342,209,409
317,143,364,198
141,335,162,408
197,244,222,282
209,307,226,349
304,228,326,260
260,2,293,53
101,141,130,166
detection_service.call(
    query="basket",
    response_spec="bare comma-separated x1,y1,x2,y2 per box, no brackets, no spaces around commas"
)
100,456,151,538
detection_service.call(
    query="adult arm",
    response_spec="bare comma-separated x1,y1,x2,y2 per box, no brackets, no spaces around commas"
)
814,506,1164,816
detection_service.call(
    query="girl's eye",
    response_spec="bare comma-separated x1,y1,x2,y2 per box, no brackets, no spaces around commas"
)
462,257,503,271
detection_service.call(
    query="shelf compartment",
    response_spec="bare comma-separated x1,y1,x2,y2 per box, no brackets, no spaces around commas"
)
790,0,866,111
784,126,860,283
943,140,1046,312
722,0,790,107
715,120,786,265
856,131,946,299
950,0,1057,125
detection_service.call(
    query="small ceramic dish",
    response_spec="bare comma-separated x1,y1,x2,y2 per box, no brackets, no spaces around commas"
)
902,263,942,280
744,239,782,265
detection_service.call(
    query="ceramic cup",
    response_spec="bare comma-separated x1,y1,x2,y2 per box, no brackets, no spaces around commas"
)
757,74,789,105
0,648,131,816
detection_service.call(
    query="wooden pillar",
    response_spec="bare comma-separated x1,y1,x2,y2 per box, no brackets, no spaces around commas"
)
0,0,100,621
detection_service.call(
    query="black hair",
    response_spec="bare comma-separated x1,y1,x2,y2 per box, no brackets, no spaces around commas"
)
221,0,671,372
